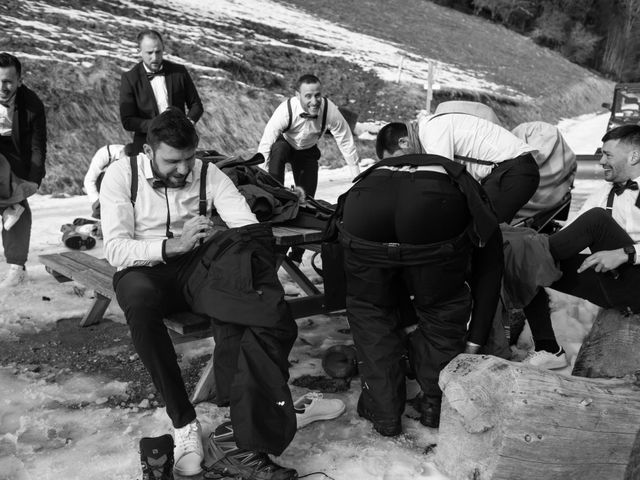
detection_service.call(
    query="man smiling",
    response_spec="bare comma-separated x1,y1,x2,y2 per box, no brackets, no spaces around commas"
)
258,74,360,263
517,125,640,369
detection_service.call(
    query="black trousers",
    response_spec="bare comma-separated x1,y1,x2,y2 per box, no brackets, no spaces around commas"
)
0,141,32,266
482,153,540,224
528,208,640,344
113,234,297,454
343,234,472,422
268,136,320,196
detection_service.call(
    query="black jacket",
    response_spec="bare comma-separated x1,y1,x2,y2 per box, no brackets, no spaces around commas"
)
119,60,203,148
5,84,47,185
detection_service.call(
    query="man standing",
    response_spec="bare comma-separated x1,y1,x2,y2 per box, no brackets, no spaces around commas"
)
258,74,360,263
338,150,502,435
119,30,203,154
101,108,298,479
0,53,46,289
376,112,539,223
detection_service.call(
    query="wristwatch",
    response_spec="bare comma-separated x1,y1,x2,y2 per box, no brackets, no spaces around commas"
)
624,245,636,265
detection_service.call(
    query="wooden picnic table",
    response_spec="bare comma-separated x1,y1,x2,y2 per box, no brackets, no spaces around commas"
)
39,225,342,403
39,225,338,329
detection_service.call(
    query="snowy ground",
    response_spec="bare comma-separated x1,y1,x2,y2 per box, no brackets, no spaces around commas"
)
0,180,603,480
0,115,608,480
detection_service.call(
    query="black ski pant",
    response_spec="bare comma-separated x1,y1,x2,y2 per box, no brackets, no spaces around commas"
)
527,208,640,345
481,153,540,224
342,231,472,423
113,229,297,455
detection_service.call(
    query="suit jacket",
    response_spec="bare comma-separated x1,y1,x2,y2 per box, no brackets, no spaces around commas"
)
119,60,204,149
2,84,47,186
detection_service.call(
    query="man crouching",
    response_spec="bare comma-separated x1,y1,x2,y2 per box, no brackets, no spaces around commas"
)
100,107,298,479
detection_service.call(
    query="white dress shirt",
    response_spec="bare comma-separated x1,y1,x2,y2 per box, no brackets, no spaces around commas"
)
83,144,125,203
0,100,14,137
418,113,534,182
143,64,169,114
100,154,257,270
572,174,640,263
258,96,359,174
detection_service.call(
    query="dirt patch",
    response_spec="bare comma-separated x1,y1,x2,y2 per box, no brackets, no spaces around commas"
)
0,317,209,411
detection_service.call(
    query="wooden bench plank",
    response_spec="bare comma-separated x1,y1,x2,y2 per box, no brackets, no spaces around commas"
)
59,251,116,277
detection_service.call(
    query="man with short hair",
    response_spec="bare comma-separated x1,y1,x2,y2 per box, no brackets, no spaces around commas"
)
258,74,360,263
376,113,539,223
119,29,203,154
518,125,640,369
101,108,298,479
0,52,46,289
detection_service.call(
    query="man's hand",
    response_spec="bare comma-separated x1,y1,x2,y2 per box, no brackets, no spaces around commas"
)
164,215,214,257
577,248,627,274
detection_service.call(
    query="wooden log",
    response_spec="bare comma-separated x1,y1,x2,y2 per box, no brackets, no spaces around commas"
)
572,308,640,378
435,354,640,480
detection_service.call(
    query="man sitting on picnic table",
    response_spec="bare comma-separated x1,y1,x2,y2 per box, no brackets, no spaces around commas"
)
100,107,299,479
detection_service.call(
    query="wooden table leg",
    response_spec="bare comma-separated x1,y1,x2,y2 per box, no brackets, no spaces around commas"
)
79,293,111,327
191,356,216,404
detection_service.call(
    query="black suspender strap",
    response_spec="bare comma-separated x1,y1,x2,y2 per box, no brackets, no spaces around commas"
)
129,156,138,206
606,187,616,216
283,98,292,133
199,160,209,216
453,153,499,167
318,96,328,138
106,144,112,164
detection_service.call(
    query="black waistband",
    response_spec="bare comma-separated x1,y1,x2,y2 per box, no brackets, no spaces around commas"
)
338,222,472,264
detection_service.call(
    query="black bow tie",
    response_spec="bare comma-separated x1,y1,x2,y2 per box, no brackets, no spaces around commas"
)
146,69,165,80
611,180,639,196
152,178,168,189
300,112,318,119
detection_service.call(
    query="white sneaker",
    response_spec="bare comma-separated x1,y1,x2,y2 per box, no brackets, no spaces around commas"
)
0,264,26,288
294,392,346,429
522,348,569,370
173,419,203,476
2,204,25,231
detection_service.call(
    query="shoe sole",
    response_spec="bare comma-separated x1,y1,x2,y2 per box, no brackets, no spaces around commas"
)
64,234,96,250
174,464,203,477
296,403,346,429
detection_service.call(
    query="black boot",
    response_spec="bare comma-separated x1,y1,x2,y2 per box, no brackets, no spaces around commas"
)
356,394,402,437
419,395,442,429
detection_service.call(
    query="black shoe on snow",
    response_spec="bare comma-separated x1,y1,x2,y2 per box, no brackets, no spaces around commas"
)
202,422,298,480
418,396,441,429
356,395,401,437
139,434,175,480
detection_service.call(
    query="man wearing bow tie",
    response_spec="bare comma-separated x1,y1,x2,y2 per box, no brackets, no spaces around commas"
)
101,108,299,479
119,30,203,155
0,53,46,289
520,125,640,369
258,74,360,263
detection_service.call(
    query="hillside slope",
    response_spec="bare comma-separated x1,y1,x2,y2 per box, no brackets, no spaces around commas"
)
2,0,613,194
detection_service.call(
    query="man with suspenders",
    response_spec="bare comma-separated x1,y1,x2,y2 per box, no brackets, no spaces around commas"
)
520,125,640,369
258,74,360,263
100,108,299,479
376,112,539,224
